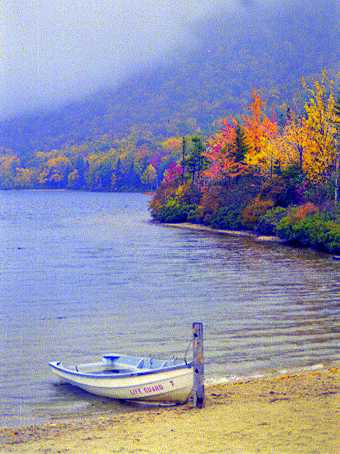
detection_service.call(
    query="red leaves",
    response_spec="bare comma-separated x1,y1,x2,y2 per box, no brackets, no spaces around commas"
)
163,162,183,184
203,118,248,181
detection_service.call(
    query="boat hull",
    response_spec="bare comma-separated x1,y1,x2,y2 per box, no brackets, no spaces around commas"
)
50,363,193,403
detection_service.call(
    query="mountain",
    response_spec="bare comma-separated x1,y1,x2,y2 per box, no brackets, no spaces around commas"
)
0,0,338,157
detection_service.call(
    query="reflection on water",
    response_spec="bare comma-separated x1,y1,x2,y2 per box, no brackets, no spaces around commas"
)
0,190,339,426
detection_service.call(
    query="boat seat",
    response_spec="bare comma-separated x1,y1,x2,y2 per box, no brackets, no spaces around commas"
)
137,358,153,369
136,359,145,369
137,358,160,369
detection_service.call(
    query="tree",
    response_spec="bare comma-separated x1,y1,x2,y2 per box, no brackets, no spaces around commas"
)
301,71,337,185
234,122,249,163
0,155,20,188
186,136,206,184
46,156,71,188
283,113,308,171
141,164,157,189
241,90,278,172
160,137,182,154
67,169,80,189
163,162,183,185
203,119,248,182
14,168,35,188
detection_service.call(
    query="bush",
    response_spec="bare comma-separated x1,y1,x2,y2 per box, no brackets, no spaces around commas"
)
155,199,197,223
294,202,319,221
210,206,242,230
187,205,201,223
149,180,200,222
275,165,305,206
256,207,287,235
277,213,340,254
196,185,222,225
241,197,274,229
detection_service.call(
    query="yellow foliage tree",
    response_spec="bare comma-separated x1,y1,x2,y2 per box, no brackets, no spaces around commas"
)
0,156,20,188
141,164,157,189
301,71,337,183
282,113,308,170
14,168,35,188
249,132,297,177
160,137,182,153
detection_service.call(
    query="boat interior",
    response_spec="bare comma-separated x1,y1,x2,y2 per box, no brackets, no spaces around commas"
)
66,354,184,375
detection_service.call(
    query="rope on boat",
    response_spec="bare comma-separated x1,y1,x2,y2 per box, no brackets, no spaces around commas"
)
183,335,192,365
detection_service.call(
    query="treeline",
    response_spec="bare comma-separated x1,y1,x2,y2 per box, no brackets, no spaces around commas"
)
0,133,184,192
150,72,340,254
0,128,225,193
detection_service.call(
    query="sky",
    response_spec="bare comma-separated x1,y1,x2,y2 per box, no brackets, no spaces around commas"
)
1,0,242,120
1,0,334,121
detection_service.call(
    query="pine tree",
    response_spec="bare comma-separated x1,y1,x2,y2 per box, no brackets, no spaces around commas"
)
186,136,206,184
235,122,248,163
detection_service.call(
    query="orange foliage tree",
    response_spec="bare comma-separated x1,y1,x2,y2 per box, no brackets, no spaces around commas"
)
241,90,278,174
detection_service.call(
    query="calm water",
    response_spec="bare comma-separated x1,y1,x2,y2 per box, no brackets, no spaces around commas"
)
0,190,339,427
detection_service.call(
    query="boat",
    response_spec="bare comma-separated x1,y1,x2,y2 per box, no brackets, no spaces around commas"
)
49,354,193,404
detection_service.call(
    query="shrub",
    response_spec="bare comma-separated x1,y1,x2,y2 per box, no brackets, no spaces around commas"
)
196,185,222,224
275,165,305,206
256,207,287,235
187,205,201,223
277,213,340,253
155,199,197,223
149,180,177,219
294,202,319,221
149,180,200,222
241,197,274,229
210,206,242,230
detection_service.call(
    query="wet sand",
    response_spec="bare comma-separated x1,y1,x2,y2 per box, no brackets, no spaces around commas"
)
1,366,339,453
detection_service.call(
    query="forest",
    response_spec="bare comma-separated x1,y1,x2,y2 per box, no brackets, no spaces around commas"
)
150,72,340,254
0,132,172,192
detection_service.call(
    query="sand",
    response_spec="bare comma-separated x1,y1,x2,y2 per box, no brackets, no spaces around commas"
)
1,366,339,453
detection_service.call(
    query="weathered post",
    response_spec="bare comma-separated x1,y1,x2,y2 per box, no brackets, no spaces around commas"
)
192,322,205,408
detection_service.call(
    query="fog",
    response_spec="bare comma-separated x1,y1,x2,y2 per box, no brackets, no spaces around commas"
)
1,0,332,121
1,0,239,119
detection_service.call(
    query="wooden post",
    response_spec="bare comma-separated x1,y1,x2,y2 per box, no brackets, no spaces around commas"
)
192,322,205,408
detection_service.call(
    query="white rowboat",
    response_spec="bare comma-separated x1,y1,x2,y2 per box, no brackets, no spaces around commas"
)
49,354,193,403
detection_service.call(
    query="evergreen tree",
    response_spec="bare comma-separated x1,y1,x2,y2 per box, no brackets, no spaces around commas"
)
186,136,206,183
234,122,248,163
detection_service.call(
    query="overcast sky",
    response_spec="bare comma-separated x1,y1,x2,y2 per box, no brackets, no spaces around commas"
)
1,0,245,120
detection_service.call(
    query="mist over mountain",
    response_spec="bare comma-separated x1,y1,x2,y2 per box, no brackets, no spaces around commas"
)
0,0,338,155
2,0,231,119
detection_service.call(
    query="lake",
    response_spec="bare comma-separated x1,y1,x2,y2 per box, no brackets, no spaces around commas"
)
0,190,339,426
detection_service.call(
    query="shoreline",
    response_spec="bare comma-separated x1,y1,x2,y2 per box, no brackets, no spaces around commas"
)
163,222,339,257
164,222,286,243
1,366,339,453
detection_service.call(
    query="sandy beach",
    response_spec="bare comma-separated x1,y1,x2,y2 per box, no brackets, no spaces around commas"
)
1,366,339,453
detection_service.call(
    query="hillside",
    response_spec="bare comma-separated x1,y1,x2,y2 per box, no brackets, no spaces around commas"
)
0,0,338,157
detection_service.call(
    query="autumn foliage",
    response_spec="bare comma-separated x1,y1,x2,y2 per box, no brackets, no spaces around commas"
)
150,72,339,252
203,119,249,181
